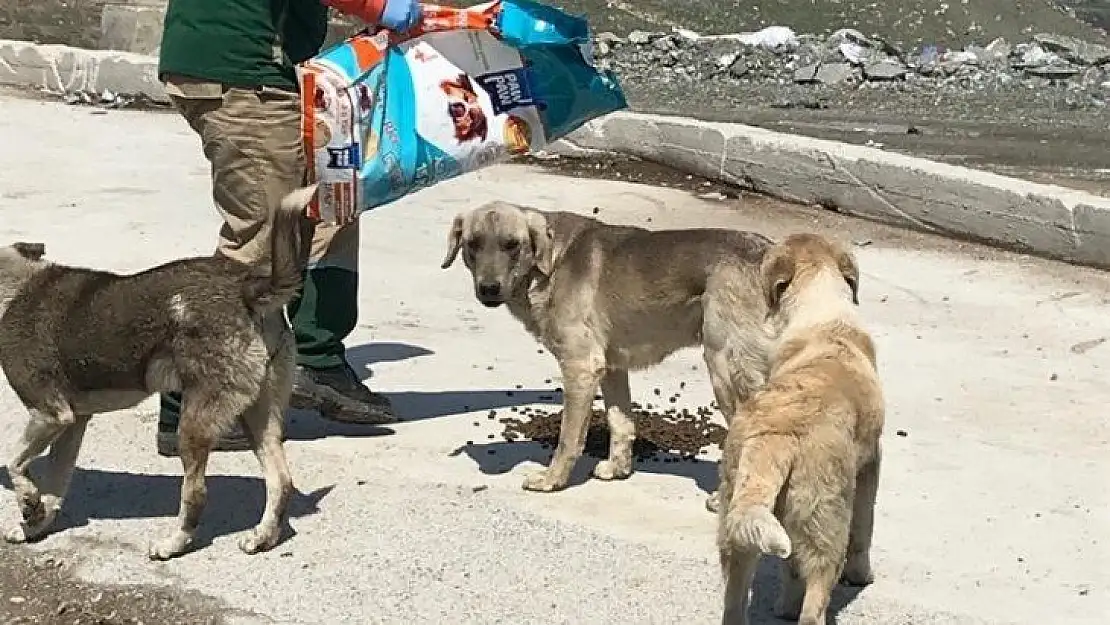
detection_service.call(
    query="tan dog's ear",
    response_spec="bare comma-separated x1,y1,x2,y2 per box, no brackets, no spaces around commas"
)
760,248,795,312
440,214,465,269
13,242,45,261
525,211,554,275
837,247,860,305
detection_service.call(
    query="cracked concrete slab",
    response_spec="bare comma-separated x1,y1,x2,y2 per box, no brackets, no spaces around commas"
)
564,111,1110,269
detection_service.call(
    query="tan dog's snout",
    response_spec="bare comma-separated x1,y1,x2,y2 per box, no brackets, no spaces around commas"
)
440,204,555,308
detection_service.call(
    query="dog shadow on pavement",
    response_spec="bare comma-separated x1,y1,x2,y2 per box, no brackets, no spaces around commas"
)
0,466,333,553
454,438,720,495
745,559,867,624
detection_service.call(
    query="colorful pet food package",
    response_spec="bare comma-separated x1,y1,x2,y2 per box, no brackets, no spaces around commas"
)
298,0,628,224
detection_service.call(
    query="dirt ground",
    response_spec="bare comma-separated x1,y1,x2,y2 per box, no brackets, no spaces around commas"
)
0,545,235,625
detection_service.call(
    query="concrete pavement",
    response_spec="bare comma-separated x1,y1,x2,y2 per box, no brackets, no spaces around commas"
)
0,95,1108,625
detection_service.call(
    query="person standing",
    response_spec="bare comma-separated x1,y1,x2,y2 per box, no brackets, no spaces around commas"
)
154,0,421,455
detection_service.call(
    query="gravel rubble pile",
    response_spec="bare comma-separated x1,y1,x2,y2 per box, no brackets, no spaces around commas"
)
596,26,1110,113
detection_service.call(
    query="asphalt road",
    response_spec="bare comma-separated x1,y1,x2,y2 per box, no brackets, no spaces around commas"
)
0,95,1108,625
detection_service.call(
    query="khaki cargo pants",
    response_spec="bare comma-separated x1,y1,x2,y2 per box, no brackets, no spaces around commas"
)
164,75,361,371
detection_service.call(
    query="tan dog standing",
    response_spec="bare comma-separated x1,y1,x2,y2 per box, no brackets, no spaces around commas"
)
717,234,884,625
441,202,774,507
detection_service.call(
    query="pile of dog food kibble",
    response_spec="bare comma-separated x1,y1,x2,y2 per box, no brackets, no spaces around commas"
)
499,388,726,462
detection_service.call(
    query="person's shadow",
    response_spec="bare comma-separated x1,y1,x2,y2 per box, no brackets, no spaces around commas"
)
0,465,333,554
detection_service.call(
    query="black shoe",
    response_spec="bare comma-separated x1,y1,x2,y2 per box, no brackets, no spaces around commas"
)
290,363,397,425
156,423,253,458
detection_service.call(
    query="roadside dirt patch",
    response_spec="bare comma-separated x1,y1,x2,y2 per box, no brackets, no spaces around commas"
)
0,545,238,625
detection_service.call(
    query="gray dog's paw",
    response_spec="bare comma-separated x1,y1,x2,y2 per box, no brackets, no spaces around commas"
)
238,527,279,555
591,460,632,481
4,525,29,544
521,470,565,493
147,532,193,561
17,493,45,526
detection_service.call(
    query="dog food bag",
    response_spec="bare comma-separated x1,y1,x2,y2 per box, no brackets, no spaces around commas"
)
298,0,627,224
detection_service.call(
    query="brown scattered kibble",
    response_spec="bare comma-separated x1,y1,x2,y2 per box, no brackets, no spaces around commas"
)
679,381,686,389
653,388,661,396
487,410,497,420
472,421,480,427
896,430,908,437
498,403,726,461
1050,373,1058,381
487,434,495,440
592,207,600,214
544,378,552,384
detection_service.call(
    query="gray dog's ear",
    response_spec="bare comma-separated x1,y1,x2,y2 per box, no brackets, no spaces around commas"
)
525,211,554,275
440,214,465,269
13,242,46,261
760,248,795,312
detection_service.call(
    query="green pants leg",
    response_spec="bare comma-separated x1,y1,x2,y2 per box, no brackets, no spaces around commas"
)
288,265,359,369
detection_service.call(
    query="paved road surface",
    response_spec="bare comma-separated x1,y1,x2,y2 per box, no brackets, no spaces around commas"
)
0,96,1108,624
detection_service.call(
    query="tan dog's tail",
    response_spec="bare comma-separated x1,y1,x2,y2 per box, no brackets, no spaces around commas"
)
241,184,318,313
722,438,793,559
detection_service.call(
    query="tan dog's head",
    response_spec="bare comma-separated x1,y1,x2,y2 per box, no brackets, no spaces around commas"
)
0,242,48,313
760,233,859,316
440,202,553,308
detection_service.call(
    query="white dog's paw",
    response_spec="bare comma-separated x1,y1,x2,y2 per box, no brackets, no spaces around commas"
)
147,531,193,561
704,491,721,513
4,525,29,544
591,460,632,481
238,527,280,555
521,470,565,493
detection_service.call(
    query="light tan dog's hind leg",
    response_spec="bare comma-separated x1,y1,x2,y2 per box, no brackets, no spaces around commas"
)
720,548,761,625
592,369,635,481
523,349,604,493
785,479,854,625
843,448,881,586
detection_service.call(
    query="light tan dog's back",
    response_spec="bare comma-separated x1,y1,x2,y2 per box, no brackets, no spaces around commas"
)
717,233,885,625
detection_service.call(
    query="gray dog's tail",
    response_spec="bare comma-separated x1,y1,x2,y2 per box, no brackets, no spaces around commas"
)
242,184,319,314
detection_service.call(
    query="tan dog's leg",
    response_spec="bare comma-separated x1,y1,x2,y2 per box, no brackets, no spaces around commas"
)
720,549,760,625
843,450,881,586
592,370,636,481
523,355,603,492
4,408,72,544
149,399,216,561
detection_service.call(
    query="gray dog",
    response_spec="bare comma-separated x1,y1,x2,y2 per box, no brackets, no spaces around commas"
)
441,202,774,510
0,185,318,560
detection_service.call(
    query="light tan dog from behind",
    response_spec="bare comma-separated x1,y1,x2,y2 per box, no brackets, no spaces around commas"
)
717,233,884,625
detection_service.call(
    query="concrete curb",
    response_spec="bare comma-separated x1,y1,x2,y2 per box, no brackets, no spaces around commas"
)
0,39,167,103
563,112,1110,269
2,37,1108,269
